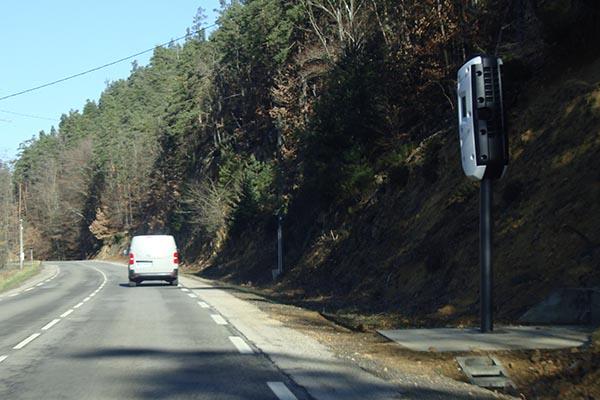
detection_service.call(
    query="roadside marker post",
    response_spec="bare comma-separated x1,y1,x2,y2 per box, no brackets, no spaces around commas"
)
457,55,509,333
273,123,284,281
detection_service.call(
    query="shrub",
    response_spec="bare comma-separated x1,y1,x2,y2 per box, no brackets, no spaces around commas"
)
230,155,276,228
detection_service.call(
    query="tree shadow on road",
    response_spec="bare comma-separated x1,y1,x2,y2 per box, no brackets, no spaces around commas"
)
65,347,503,400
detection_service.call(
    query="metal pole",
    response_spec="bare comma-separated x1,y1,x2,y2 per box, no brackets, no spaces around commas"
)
480,178,493,332
274,123,284,280
19,219,24,270
277,214,283,276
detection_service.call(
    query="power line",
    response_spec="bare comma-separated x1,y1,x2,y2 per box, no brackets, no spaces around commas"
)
0,109,57,122
0,24,217,102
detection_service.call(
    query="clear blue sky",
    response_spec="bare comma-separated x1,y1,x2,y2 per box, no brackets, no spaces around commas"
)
0,0,221,162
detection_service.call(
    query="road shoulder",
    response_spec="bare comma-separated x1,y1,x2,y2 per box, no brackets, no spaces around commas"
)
181,273,511,400
0,262,57,297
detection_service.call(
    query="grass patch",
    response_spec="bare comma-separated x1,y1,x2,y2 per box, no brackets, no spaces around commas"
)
0,262,42,294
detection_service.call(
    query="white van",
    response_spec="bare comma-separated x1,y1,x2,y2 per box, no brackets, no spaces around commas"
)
127,235,179,286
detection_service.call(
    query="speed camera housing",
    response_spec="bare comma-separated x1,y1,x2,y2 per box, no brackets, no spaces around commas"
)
457,55,508,180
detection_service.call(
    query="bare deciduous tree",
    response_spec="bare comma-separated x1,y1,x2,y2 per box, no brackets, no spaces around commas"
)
303,0,367,58
0,162,17,267
182,178,240,250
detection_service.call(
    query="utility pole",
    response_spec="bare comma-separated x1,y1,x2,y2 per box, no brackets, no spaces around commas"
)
18,184,24,270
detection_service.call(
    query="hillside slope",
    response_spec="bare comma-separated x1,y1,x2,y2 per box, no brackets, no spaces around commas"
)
9,0,599,329
199,56,600,328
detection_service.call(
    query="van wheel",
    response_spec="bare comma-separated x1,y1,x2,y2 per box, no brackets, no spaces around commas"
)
171,279,178,286
129,281,137,287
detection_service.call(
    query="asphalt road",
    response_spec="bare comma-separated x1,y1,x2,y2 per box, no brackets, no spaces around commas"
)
0,261,308,399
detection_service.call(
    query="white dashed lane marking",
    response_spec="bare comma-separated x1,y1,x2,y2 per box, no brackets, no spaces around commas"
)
229,336,254,354
267,382,298,400
210,315,228,325
41,319,61,331
187,293,197,298
13,333,41,350
198,301,210,308
2,264,105,358
180,288,190,292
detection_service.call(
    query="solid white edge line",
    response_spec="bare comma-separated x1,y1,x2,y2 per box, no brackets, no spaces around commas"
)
267,382,298,400
9,293,19,297
83,297,90,302
41,319,61,331
60,309,74,318
229,336,254,354
13,333,41,350
198,301,209,308
24,287,34,292
36,283,44,287
210,314,228,325
74,302,84,309
0,355,7,363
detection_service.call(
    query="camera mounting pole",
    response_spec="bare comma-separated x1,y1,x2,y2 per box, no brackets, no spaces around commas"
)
480,178,493,332
457,55,508,333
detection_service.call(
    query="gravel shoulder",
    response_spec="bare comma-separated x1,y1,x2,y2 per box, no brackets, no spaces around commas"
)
183,272,514,400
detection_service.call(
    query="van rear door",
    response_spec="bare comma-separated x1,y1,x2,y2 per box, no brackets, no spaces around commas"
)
131,236,177,274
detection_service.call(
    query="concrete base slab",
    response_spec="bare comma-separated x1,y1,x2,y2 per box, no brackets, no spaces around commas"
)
378,326,592,352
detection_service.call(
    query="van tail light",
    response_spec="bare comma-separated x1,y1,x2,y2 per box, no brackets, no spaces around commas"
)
173,251,179,265
129,253,135,265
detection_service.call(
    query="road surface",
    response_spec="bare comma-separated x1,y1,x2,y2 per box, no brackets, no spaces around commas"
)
0,261,508,400
0,261,309,399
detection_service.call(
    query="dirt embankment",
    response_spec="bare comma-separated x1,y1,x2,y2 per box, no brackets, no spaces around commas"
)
191,52,600,400
199,56,600,329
